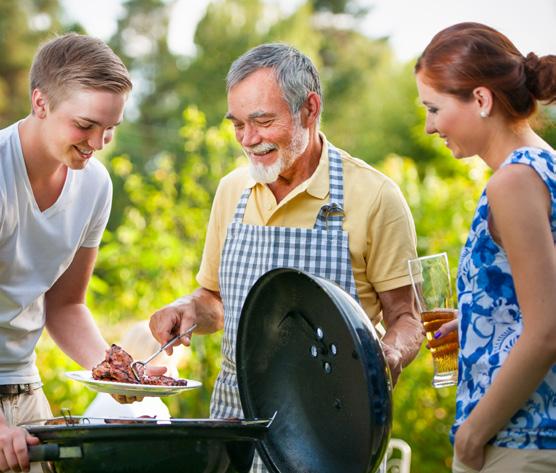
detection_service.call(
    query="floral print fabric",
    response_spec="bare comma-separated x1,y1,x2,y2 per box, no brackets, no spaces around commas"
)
453,147,556,449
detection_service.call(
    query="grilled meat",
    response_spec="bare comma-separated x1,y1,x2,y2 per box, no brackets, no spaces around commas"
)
141,375,188,386
92,344,187,386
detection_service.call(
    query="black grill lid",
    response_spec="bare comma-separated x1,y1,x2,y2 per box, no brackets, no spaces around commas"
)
237,268,392,473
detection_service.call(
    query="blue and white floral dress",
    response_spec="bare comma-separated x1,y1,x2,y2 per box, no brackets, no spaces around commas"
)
453,147,556,449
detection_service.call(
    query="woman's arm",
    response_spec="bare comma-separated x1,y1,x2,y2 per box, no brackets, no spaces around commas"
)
455,164,556,469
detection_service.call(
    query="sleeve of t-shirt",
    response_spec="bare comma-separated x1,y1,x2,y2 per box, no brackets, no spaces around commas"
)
196,182,225,292
366,180,417,293
81,178,113,248
0,189,4,235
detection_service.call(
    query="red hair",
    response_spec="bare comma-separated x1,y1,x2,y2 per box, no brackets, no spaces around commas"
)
415,22,556,121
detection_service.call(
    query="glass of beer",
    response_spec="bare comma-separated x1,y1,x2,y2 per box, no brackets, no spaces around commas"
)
408,253,458,388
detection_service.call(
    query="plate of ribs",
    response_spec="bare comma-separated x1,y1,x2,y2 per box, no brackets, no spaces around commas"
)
66,344,201,397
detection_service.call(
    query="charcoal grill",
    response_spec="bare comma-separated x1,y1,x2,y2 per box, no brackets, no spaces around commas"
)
26,268,392,473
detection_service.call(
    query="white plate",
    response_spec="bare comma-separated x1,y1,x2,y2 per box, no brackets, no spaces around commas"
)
65,371,201,397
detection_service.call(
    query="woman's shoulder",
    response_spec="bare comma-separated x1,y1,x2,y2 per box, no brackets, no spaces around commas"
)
488,161,543,199
497,146,555,187
487,149,554,224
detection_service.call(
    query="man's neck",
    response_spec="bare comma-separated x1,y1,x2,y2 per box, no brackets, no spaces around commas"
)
18,116,68,211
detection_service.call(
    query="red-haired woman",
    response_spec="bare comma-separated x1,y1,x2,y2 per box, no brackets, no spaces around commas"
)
415,22,556,473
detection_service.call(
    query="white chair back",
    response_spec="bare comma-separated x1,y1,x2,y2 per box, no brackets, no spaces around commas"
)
385,438,412,473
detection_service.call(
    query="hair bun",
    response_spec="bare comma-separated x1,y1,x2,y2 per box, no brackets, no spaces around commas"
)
524,52,556,102
524,52,540,70
523,52,540,96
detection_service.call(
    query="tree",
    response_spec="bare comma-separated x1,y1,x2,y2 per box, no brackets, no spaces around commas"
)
0,0,66,127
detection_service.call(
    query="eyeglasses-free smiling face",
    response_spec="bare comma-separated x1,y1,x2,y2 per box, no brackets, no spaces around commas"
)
416,72,487,159
38,87,127,170
226,68,309,183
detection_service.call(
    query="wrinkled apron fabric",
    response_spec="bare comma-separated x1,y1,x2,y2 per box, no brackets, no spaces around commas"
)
211,143,358,473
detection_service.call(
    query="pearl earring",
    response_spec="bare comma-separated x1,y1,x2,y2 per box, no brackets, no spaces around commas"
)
480,110,488,118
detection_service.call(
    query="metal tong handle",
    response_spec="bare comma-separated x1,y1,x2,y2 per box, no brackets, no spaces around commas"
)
131,323,197,381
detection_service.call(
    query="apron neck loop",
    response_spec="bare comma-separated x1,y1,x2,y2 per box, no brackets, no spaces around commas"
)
232,187,251,223
314,142,346,230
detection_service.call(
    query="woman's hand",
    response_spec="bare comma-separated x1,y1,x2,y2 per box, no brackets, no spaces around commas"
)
454,420,487,470
433,318,458,340
425,315,458,350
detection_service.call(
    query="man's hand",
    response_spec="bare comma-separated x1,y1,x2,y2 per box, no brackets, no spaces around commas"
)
111,394,142,404
0,421,40,473
149,297,196,355
149,287,223,354
378,285,425,386
380,342,403,385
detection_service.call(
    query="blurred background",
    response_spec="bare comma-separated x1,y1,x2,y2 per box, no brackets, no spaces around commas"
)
1,0,554,471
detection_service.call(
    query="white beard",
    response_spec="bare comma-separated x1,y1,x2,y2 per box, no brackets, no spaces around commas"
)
246,116,310,184
249,157,282,183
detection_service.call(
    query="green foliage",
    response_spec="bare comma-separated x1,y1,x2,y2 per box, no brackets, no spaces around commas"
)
380,153,490,265
4,1,552,471
377,155,489,472
0,0,66,127
39,106,239,418
105,0,443,171
311,0,369,16
392,348,456,473
96,107,240,415
38,335,96,416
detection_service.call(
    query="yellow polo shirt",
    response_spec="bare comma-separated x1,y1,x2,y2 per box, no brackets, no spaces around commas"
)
196,136,417,325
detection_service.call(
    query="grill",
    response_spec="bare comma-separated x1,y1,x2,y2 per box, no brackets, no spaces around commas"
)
25,268,392,473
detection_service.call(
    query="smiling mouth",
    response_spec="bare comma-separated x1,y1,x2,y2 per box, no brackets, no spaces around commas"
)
252,150,274,157
245,143,278,157
74,146,94,159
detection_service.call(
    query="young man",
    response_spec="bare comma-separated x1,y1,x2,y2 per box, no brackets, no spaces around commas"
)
0,33,132,472
150,43,424,473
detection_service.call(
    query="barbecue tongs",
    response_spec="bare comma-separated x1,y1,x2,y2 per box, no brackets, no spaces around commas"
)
130,324,197,382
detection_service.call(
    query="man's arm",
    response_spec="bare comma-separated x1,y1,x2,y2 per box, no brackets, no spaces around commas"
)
44,247,108,369
378,284,424,385
0,247,107,472
149,287,224,352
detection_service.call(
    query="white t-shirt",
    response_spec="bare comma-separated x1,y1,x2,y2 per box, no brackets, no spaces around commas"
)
0,121,112,383
83,393,171,422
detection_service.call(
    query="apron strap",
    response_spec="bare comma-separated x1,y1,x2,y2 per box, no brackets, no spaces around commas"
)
314,142,346,231
232,187,251,223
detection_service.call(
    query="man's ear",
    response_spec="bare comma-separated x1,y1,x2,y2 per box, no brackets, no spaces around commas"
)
300,91,321,127
31,89,48,118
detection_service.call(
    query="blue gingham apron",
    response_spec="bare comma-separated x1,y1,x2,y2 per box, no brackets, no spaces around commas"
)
211,143,359,473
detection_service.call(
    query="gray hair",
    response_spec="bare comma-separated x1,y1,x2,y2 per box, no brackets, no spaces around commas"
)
227,43,322,118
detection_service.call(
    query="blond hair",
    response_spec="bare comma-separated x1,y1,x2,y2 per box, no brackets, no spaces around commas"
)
30,32,132,110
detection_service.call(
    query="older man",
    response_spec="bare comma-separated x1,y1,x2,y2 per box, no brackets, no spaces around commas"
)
150,43,423,472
